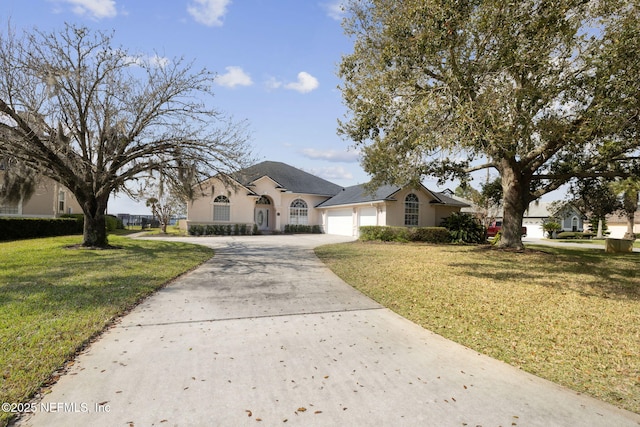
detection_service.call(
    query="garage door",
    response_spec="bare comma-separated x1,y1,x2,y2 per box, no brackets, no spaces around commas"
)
358,207,377,227
326,209,354,236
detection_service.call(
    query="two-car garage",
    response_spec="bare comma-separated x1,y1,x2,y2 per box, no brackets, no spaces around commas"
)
324,206,379,237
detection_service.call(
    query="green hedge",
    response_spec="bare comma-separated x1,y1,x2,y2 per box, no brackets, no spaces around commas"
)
0,217,84,241
60,214,123,231
284,224,322,234
188,224,252,236
556,231,584,239
359,226,451,243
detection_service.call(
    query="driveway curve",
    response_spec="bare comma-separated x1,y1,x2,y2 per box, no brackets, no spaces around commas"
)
17,235,640,427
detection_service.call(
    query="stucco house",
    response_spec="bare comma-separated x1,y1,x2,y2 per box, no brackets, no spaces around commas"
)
185,161,468,237
599,210,640,239
0,173,82,218
492,201,585,238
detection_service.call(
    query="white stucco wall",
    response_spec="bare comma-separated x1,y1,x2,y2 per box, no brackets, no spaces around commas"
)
186,175,331,231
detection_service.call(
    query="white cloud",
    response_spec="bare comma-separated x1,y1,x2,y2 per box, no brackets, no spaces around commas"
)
284,72,319,94
60,0,117,19
308,166,354,181
301,148,360,163
215,66,253,88
187,0,230,27
321,1,345,21
148,55,170,68
126,54,171,69
265,77,283,91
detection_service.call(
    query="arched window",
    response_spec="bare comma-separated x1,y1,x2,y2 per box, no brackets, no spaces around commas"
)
213,195,230,221
289,199,308,225
404,193,419,226
572,216,578,232
256,195,271,205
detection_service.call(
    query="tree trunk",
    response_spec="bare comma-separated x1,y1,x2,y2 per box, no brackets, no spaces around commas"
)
624,212,635,240
596,218,603,239
497,161,529,250
81,197,109,247
622,190,638,240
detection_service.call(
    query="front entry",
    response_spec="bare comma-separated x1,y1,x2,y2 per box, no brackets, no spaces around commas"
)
255,195,272,232
255,207,269,231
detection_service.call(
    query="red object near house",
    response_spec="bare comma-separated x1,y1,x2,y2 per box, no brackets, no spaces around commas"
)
487,221,527,238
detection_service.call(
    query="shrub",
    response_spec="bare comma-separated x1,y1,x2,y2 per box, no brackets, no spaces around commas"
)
440,212,486,244
61,213,122,232
284,224,322,234
187,224,255,236
408,227,451,243
107,215,124,231
542,221,562,238
556,231,584,239
0,217,83,241
359,226,408,242
188,225,204,236
359,226,449,243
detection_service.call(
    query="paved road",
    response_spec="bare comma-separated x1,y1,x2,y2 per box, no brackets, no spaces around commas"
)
16,235,640,426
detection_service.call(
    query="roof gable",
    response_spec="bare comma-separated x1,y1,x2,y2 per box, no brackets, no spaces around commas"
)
232,161,342,196
316,183,400,207
317,183,470,208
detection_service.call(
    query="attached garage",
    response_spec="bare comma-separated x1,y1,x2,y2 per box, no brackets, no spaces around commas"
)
358,207,377,228
326,209,354,236
316,182,469,236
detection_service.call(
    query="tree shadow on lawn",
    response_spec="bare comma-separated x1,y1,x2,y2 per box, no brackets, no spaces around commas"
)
449,245,640,301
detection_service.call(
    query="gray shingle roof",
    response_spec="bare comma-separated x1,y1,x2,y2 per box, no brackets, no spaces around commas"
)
225,161,471,208
232,161,343,196
316,184,401,207
316,183,470,208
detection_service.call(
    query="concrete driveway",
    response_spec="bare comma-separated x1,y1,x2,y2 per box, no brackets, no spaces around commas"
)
17,235,640,427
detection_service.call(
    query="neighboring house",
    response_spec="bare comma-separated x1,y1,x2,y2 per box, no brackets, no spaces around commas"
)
0,173,82,218
494,202,585,238
441,189,501,225
598,210,640,239
185,161,468,237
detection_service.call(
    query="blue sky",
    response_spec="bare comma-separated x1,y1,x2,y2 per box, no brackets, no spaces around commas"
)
3,0,470,214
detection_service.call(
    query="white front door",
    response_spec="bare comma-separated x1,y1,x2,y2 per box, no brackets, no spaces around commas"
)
255,207,269,231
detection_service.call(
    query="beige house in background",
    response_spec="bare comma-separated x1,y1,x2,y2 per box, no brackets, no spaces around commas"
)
0,174,82,218
186,161,468,237
600,210,640,239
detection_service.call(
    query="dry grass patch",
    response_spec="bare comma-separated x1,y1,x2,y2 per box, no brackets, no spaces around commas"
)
315,241,640,414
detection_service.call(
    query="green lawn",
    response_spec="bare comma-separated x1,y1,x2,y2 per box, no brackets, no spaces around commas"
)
315,241,640,414
0,235,213,427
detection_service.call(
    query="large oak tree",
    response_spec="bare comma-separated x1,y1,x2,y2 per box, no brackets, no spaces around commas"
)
0,24,252,247
338,0,640,249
